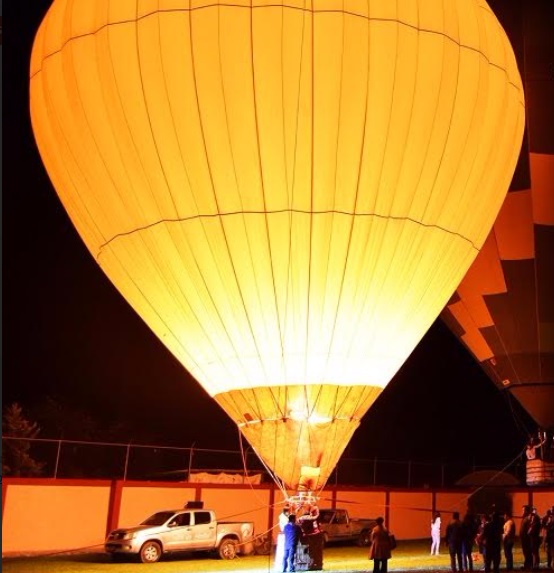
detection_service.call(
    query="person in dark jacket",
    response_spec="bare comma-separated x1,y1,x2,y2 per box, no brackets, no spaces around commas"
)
461,512,478,571
520,505,534,571
283,514,302,573
543,507,554,570
481,511,504,573
476,514,489,564
528,507,542,571
446,512,464,572
369,517,392,573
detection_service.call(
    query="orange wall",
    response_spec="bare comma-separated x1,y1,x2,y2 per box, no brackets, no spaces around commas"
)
2,481,111,553
436,492,472,517
2,479,553,556
531,490,553,516
389,491,433,540
201,486,271,542
334,489,387,519
118,483,199,527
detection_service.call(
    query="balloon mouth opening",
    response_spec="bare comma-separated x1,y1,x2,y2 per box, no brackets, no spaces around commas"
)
288,410,333,424
284,467,322,512
299,466,321,490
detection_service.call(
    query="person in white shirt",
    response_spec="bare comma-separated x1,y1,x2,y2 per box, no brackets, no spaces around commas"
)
279,507,290,531
431,513,442,556
275,506,291,572
502,512,515,571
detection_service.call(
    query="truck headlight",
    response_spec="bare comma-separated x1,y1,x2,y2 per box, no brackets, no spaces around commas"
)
122,532,136,540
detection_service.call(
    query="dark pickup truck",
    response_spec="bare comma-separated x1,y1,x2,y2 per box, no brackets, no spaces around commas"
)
317,508,377,546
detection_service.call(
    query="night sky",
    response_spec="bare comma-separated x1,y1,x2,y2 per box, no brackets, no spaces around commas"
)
3,1,536,469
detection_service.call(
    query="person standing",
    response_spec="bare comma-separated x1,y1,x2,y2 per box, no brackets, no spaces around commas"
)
503,512,516,571
431,513,442,556
482,511,503,573
283,514,302,573
543,507,554,570
299,505,323,571
476,514,489,565
528,507,542,571
446,512,464,572
520,505,534,571
275,506,290,571
279,507,290,531
461,513,478,572
369,517,393,573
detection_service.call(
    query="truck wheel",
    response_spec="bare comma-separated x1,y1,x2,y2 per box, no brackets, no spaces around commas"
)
140,541,162,563
218,538,238,560
358,530,371,547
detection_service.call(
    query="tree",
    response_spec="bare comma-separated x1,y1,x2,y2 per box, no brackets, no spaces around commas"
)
2,403,45,476
30,395,137,442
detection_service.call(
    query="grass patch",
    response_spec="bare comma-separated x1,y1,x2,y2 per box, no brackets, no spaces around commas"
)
2,540,525,573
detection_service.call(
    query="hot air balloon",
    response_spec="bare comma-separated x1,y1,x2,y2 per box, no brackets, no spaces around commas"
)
30,0,524,497
441,1,554,436
442,171,554,430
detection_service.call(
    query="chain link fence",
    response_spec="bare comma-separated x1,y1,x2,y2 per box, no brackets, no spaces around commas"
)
2,436,526,486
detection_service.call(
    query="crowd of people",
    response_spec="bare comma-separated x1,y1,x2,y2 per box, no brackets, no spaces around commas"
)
278,503,324,572
432,505,554,573
275,502,554,573
277,504,396,573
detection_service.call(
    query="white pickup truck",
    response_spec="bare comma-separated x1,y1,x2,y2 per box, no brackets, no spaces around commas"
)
105,507,254,563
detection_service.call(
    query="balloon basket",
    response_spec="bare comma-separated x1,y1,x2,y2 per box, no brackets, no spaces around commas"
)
286,491,320,514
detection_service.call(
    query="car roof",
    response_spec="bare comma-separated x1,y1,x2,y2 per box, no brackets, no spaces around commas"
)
151,508,211,514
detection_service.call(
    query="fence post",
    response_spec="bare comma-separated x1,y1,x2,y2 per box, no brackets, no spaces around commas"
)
54,439,62,478
123,443,131,481
187,444,195,481
106,480,123,536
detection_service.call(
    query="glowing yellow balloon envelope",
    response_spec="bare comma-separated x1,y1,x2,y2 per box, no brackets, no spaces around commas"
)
30,0,524,491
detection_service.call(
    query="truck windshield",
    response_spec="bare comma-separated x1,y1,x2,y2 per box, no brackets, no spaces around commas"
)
141,511,176,526
318,511,334,524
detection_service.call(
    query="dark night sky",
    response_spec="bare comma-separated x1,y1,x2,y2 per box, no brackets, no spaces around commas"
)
2,1,536,467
